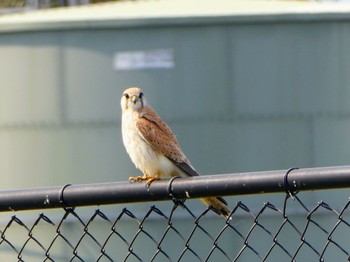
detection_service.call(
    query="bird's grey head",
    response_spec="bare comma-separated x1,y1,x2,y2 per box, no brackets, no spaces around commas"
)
121,87,147,112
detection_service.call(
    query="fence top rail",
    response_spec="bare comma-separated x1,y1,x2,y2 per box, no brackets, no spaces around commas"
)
1,165,350,212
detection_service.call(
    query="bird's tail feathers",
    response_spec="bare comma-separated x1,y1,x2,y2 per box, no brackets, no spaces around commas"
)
200,197,231,220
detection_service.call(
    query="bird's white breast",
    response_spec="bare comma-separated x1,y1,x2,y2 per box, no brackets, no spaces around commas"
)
122,110,177,177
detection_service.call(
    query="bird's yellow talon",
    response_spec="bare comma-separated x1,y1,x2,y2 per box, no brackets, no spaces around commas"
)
129,174,159,185
129,176,137,183
145,176,159,186
129,175,146,182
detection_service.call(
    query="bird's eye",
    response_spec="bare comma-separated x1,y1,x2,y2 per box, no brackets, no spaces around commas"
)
124,93,130,99
139,92,144,98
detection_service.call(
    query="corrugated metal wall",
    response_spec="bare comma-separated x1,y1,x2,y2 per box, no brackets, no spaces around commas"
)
1,21,349,187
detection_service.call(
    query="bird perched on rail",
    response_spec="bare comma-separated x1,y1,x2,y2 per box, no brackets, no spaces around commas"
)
120,87,230,219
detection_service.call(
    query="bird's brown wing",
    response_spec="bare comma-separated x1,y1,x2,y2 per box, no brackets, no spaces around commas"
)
173,162,200,177
136,106,199,177
137,107,228,213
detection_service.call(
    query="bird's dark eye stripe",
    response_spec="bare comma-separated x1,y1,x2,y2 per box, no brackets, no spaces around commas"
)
139,92,144,98
124,93,130,99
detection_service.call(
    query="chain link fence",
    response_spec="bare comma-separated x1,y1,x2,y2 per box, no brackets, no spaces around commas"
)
0,166,350,261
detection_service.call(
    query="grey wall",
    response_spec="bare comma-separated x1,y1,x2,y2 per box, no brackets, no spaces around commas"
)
1,22,349,188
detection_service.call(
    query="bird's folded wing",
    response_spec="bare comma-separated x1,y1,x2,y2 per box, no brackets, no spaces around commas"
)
136,106,199,177
171,161,200,177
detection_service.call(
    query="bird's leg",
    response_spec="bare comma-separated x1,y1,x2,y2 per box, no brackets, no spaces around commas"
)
145,173,160,187
129,173,148,183
129,173,160,186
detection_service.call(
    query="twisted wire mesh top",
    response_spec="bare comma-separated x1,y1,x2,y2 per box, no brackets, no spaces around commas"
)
0,192,349,261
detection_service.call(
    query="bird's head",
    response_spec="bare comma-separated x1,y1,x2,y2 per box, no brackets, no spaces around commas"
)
121,87,147,112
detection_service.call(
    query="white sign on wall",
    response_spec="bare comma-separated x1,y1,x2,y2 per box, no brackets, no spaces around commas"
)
114,49,174,71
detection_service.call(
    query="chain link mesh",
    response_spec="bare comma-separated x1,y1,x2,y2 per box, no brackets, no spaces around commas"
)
0,191,349,261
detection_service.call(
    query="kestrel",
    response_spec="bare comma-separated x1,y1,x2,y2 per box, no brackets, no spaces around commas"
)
121,87,230,219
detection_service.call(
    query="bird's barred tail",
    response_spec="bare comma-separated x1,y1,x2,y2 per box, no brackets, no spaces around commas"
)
200,197,230,219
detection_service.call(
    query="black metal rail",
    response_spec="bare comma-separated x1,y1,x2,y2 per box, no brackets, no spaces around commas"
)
1,165,350,212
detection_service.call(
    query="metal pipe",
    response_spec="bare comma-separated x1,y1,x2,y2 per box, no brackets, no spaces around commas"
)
0,165,350,212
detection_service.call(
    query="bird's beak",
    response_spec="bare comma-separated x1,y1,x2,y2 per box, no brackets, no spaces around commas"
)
131,95,138,104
